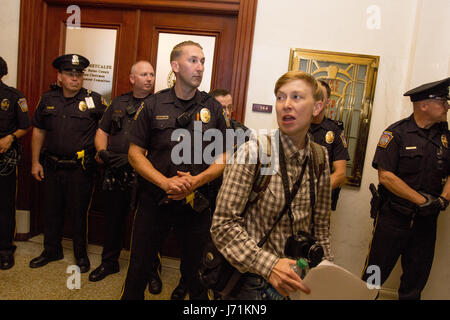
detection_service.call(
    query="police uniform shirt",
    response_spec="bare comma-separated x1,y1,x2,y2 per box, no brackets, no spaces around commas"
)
99,91,148,154
373,114,450,196
129,87,228,180
0,81,31,137
32,87,108,157
309,117,350,171
230,118,248,132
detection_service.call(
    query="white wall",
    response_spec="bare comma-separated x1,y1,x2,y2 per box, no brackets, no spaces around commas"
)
245,0,450,299
0,0,21,87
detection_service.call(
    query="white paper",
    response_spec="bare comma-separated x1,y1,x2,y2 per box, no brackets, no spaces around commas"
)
291,260,379,300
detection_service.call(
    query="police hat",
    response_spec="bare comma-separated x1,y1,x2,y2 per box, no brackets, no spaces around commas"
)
404,77,450,102
0,56,8,78
52,54,89,72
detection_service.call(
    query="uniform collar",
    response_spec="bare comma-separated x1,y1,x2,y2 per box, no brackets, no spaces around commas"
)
407,113,443,135
161,87,202,110
118,91,133,102
50,87,86,100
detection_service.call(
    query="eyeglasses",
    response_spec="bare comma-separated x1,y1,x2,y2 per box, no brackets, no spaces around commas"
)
62,71,84,78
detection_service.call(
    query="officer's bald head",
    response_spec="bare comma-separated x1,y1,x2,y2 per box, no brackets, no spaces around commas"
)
130,61,154,76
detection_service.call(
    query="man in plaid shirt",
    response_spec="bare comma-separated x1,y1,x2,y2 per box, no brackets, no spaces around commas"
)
211,71,333,300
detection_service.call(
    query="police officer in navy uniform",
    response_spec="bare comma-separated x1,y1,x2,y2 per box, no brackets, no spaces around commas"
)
90,61,162,290
29,54,108,272
121,41,228,300
309,80,350,210
210,88,248,132
0,57,31,270
362,77,450,300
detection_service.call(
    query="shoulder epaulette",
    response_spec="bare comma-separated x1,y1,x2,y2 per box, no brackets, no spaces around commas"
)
2,84,22,97
155,88,171,95
332,119,344,130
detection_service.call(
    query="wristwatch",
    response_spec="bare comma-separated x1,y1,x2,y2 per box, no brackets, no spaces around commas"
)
10,133,17,142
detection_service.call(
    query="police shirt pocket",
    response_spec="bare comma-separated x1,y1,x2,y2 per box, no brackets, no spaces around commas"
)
398,148,423,173
70,111,92,131
0,111,14,128
40,108,57,131
152,117,177,149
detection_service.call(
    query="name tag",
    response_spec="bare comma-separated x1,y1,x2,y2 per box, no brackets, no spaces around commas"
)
156,115,169,120
85,97,95,109
405,146,417,150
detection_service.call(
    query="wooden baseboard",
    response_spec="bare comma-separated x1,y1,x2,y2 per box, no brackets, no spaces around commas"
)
15,233,30,241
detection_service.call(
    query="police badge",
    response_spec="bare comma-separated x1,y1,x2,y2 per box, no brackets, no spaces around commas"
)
1,99,10,111
442,134,448,149
79,101,87,112
325,131,334,144
72,55,80,65
200,108,211,124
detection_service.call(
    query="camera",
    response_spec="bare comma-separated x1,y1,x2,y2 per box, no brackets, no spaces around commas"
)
284,230,324,267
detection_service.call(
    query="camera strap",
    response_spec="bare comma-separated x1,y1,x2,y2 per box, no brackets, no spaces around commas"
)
257,137,308,247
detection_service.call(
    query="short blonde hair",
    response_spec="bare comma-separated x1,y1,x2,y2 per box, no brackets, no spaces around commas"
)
274,71,323,102
170,41,203,62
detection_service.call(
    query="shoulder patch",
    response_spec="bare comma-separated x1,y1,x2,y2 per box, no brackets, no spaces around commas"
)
378,131,394,148
18,98,29,112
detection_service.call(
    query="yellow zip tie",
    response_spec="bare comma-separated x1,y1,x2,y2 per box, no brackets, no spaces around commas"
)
186,192,195,208
76,149,86,170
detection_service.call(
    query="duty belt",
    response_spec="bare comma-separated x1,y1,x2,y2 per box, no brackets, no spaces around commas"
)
44,148,95,169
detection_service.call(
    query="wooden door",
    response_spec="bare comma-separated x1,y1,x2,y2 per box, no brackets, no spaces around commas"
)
18,0,257,258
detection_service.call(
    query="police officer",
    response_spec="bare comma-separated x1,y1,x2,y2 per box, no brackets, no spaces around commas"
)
0,57,31,270
89,61,162,290
210,88,248,132
362,77,450,300
30,54,108,272
309,80,350,210
121,41,228,300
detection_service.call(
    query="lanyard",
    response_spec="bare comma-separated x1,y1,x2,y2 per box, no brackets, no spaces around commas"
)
257,136,309,247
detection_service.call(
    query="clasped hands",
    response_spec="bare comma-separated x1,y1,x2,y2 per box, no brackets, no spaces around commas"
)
162,171,199,201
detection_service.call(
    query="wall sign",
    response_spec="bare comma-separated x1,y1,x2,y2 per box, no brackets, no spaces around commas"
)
65,27,117,102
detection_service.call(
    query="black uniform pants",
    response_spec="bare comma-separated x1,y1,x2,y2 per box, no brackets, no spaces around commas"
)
362,204,438,300
42,166,94,260
101,188,132,267
0,168,16,255
121,192,211,300
101,187,161,274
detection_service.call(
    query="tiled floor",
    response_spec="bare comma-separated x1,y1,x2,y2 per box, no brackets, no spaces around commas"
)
0,235,182,300
1,235,395,300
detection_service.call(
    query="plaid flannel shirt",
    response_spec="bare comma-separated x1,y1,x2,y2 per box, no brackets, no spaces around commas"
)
211,130,332,280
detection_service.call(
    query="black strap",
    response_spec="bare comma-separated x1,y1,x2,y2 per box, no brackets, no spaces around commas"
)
257,137,308,247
